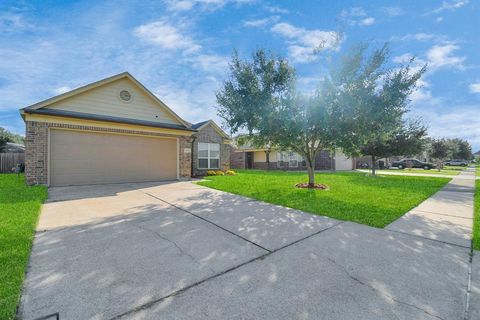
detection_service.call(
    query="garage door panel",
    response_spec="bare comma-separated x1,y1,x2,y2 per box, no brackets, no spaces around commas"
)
50,130,177,186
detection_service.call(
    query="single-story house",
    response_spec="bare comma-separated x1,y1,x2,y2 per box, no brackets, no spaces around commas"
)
231,146,354,171
20,72,230,186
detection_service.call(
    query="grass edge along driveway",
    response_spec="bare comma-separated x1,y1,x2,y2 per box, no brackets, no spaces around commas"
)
198,170,450,228
474,179,480,250
0,174,47,320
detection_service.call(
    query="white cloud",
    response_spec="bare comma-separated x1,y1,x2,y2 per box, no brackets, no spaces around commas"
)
396,33,448,42
359,17,375,26
192,54,229,74
381,7,404,16
133,20,201,53
411,106,480,151
163,0,254,12
53,86,72,95
271,22,342,63
340,7,375,26
0,13,32,32
264,5,289,14
436,17,444,22
243,16,279,27
426,44,465,70
469,83,480,93
430,0,469,14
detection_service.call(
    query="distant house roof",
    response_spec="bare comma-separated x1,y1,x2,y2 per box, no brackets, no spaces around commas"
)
192,120,230,140
191,120,210,129
0,142,25,153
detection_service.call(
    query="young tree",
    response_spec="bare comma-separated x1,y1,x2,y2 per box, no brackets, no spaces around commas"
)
325,44,427,175
429,138,449,171
359,121,427,175
216,50,335,186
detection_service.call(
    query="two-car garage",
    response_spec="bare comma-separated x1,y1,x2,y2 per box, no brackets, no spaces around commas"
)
21,72,195,187
49,129,178,187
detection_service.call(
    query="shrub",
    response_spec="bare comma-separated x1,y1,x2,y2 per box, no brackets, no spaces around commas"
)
206,170,217,176
215,170,225,176
225,170,236,176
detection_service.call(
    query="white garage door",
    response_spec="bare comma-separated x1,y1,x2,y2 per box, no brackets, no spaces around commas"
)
49,129,178,186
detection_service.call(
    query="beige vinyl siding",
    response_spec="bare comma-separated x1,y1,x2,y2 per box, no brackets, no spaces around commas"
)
49,129,177,186
46,78,180,125
253,151,277,162
335,150,353,170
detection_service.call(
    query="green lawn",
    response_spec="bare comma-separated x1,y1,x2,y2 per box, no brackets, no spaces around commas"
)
474,179,480,250
198,170,450,228
0,174,47,320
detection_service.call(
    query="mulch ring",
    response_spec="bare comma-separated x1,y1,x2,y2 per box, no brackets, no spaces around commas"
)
295,182,329,190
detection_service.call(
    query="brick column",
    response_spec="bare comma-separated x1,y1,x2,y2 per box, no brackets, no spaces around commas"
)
178,136,193,180
25,121,48,185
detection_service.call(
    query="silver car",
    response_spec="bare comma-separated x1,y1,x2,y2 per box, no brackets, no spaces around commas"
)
443,159,469,166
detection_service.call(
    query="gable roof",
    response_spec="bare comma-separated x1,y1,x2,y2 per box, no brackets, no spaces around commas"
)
193,120,230,139
191,120,210,129
20,72,190,128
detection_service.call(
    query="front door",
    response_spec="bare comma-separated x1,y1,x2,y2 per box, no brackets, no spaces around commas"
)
246,152,253,169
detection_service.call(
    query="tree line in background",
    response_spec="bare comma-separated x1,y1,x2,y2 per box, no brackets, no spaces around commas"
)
0,127,24,151
216,43,428,185
428,137,473,163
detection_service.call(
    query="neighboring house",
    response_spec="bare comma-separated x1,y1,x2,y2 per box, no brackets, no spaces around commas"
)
0,142,25,153
231,146,354,171
191,120,231,176
20,72,229,186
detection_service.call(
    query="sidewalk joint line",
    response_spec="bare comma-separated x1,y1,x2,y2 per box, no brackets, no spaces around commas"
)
385,228,471,249
140,190,272,253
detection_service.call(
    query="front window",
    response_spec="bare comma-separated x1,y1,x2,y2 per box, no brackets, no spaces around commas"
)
289,151,298,167
198,143,220,169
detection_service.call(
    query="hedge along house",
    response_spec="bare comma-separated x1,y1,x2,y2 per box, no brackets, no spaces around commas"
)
231,145,354,171
20,72,229,186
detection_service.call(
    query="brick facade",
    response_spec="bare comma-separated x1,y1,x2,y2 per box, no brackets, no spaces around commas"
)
230,149,334,171
178,136,193,179
25,121,48,185
192,123,230,176
230,149,245,169
24,120,193,185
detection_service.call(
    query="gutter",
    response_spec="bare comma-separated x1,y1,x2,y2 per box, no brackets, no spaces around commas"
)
22,108,197,132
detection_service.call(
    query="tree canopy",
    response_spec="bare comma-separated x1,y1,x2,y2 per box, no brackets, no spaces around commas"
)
216,44,428,185
324,44,427,174
0,127,24,146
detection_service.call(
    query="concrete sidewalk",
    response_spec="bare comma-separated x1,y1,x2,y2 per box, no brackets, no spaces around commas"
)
356,168,475,179
386,168,475,247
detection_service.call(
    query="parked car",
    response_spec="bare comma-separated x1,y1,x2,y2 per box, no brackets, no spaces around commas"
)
391,159,435,170
443,159,469,166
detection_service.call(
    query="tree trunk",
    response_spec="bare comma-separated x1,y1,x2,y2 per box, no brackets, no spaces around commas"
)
371,155,376,176
265,150,270,170
306,159,315,187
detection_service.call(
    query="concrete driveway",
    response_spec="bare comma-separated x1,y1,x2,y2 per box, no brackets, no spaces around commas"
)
20,181,471,320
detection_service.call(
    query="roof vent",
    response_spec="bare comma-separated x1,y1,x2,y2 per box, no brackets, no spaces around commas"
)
119,90,132,102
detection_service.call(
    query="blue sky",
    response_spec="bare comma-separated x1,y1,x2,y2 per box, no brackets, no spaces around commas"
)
1,0,479,151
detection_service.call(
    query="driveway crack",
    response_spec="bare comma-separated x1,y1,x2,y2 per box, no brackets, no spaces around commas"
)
325,257,446,320
130,223,216,274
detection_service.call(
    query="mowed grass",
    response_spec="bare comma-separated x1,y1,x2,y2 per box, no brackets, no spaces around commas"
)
474,179,480,250
0,174,47,320
198,170,450,228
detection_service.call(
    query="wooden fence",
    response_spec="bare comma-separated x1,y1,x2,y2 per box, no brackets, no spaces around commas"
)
0,153,25,173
